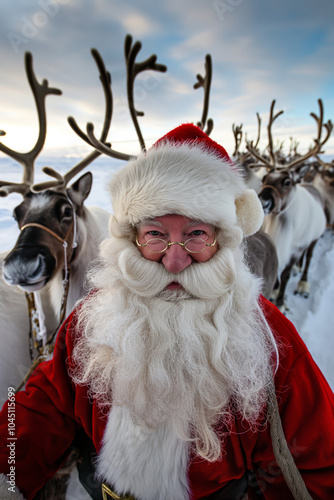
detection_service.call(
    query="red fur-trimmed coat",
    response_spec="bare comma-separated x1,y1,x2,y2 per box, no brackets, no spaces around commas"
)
0,296,334,499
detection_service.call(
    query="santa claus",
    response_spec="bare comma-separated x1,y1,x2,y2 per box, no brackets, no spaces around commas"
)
0,124,333,500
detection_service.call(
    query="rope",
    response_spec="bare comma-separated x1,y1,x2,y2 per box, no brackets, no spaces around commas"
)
24,292,40,361
33,290,47,346
267,382,313,500
66,195,78,249
20,222,67,243
16,274,70,393
17,215,76,384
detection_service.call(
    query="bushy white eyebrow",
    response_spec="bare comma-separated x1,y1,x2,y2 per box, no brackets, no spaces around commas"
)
186,220,215,234
136,220,163,230
136,219,215,234
187,220,208,227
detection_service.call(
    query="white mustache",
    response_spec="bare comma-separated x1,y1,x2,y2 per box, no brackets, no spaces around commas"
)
117,244,237,299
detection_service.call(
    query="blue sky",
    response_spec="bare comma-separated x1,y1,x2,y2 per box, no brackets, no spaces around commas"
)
0,0,333,165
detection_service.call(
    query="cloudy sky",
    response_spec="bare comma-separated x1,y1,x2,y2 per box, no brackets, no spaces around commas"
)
0,0,333,166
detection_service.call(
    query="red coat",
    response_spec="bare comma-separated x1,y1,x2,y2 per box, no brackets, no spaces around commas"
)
0,296,333,499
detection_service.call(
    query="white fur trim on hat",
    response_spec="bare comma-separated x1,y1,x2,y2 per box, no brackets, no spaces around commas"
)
109,141,263,236
235,189,264,236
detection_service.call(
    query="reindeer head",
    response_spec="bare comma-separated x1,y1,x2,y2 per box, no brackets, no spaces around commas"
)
0,50,112,291
314,156,334,187
259,164,310,215
247,99,333,216
3,174,93,291
323,168,334,187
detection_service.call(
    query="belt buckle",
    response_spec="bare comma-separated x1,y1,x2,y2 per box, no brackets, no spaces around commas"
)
102,483,135,500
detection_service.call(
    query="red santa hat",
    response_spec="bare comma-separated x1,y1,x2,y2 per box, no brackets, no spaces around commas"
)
109,124,263,237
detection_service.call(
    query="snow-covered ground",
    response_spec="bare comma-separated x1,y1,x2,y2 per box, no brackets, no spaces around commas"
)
0,157,333,389
284,230,334,389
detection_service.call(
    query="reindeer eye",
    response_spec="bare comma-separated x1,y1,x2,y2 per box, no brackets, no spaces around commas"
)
13,205,23,223
62,206,73,219
282,178,291,187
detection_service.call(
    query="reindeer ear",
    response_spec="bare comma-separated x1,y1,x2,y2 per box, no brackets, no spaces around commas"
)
292,164,310,183
235,188,264,236
67,172,92,207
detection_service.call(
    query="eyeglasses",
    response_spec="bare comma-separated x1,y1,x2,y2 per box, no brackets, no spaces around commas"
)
135,235,217,254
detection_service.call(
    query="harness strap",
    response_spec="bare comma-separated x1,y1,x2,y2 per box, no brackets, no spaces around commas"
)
24,292,40,361
267,382,313,500
262,184,282,200
259,184,282,216
20,221,74,245
16,217,77,392
33,290,47,346
16,274,70,393
20,219,77,282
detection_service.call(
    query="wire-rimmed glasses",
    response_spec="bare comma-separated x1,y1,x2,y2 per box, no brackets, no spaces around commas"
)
135,235,217,254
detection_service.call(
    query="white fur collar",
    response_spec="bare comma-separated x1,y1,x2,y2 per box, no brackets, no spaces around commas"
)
97,406,190,500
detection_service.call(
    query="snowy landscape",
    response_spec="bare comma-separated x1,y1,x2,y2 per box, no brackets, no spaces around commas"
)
0,157,333,390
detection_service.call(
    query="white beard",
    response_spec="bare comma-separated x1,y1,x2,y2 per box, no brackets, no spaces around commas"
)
71,230,278,498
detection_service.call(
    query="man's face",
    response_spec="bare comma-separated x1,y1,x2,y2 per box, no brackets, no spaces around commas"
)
136,214,218,290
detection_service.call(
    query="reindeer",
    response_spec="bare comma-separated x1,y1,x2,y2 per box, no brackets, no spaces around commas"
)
311,156,334,229
231,115,267,193
243,231,278,299
247,99,332,312
0,49,116,403
229,119,278,298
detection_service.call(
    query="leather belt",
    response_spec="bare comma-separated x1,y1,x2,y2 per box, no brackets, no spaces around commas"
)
102,472,249,500
102,483,136,500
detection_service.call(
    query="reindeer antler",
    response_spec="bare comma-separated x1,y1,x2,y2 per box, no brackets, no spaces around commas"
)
284,99,333,170
315,155,334,172
67,48,131,162
254,112,262,149
67,48,112,147
124,34,167,152
293,140,300,156
194,54,213,136
246,108,275,169
288,137,297,156
232,123,243,157
32,48,114,192
247,99,333,172
70,35,167,160
0,52,62,197
266,100,284,167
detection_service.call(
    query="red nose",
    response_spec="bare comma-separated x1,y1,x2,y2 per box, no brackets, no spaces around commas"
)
161,244,192,273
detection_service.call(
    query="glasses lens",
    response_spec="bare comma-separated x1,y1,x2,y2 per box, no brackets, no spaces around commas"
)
146,238,168,253
184,238,207,253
